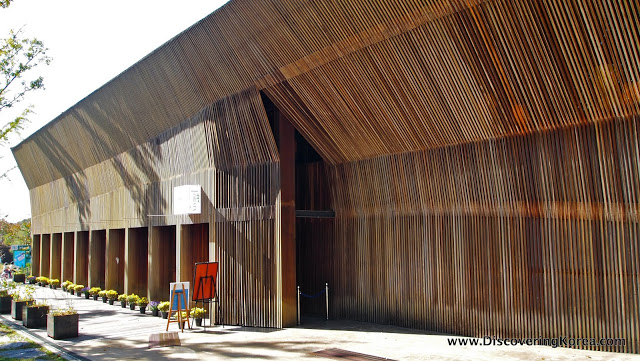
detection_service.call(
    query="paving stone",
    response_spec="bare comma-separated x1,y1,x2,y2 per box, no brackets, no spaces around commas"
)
0,347,46,359
0,341,32,349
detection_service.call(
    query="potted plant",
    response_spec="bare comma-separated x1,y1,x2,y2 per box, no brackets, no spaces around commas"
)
127,294,139,310
118,294,127,308
82,287,90,299
73,285,84,297
0,281,16,313
98,290,107,303
67,283,76,294
11,285,35,320
61,280,70,290
89,287,101,301
40,277,50,287
27,275,36,284
190,307,206,327
137,297,148,314
50,279,60,289
158,301,170,319
106,290,118,305
48,306,78,340
23,301,49,328
13,272,25,284
179,311,189,329
149,301,160,317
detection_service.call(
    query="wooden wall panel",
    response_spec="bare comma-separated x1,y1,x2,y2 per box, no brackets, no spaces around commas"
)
328,117,640,353
17,0,640,352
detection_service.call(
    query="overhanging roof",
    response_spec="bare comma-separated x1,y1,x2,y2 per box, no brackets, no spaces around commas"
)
13,0,640,189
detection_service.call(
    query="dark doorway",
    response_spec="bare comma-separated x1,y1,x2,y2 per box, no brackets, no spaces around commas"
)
107,229,125,293
127,227,148,296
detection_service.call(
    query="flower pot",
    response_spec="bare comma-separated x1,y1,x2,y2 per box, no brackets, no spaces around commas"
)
120,301,127,308
151,309,159,317
102,297,107,303
11,300,32,320
84,293,90,299
12,274,25,283
76,293,82,298
70,290,74,295
129,303,136,310
23,305,49,328
47,313,78,340
0,296,12,314
139,306,146,314
161,311,168,319
92,295,98,301
108,299,115,305
195,318,203,327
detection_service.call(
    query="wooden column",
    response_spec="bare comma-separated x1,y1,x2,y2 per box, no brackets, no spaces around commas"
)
61,232,74,282
74,231,89,285
31,235,41,276
278,113,297,327
148,226,176,301
50,233,62,280
39,234,51,277
176,225,186,284
106,229,125,293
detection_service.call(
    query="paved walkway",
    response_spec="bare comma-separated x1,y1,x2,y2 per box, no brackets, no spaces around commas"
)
0,285,637,360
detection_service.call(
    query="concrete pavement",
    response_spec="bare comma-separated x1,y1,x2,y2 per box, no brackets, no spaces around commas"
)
0,284,637,360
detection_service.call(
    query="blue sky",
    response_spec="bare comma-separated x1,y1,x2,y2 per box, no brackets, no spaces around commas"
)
0,0,229,221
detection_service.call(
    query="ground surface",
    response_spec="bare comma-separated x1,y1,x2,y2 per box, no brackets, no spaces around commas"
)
0,322,65,360
0,285,638,361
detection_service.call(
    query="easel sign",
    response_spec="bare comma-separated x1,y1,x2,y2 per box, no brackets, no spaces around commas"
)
167,282,191,332
193,262,218,301
192,262,221,329
169,282,190,311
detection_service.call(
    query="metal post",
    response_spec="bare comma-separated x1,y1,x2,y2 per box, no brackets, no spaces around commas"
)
297,285,300,325
325,282,329,320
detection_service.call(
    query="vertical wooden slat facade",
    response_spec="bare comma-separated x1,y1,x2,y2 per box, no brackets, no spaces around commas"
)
11,0,640,351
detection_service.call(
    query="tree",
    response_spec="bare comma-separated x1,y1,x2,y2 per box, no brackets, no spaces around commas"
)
0,0,52,178
0,218,30,245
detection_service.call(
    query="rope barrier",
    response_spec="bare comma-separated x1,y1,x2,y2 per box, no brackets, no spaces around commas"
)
297,283,329,325
299,289,326,298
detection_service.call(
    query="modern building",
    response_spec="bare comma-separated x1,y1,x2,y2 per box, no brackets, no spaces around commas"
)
13,0,639,353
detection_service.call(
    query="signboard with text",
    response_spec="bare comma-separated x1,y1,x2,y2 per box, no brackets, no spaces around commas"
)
173,185,201,215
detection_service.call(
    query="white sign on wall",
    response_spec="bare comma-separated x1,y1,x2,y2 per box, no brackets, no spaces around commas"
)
173,185,201,215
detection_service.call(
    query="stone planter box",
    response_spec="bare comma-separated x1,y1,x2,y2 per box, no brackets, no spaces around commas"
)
11,300,32,320
23,305,49,328
47,313,79,340
0,296,12,314
12,274,25,283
